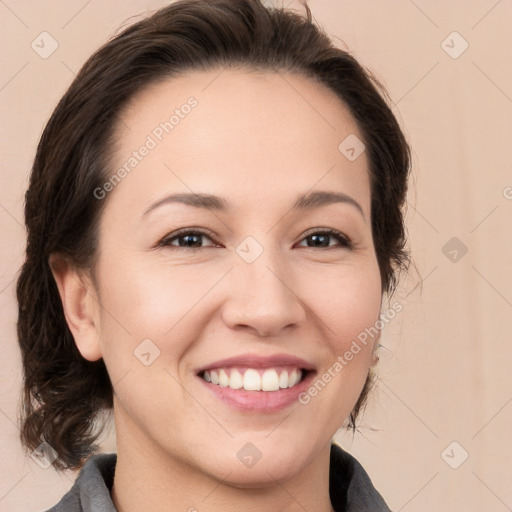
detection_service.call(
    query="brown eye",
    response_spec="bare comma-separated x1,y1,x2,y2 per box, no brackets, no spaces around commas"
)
298,229,352,249
159,230,218,250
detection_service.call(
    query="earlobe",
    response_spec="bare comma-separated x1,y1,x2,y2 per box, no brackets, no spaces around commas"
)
48,253,103,362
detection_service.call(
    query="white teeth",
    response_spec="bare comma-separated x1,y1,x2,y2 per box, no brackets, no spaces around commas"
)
261,369,279,391
243,369,261,390
229,369,243,389
279,370,289,389
202,367,304,392
289,369,300,387
219,369,229,387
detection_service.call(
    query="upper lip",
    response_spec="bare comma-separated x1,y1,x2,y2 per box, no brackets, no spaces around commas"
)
195,353,316,374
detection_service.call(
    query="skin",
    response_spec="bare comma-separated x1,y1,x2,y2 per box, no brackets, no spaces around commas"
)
51,67,382,512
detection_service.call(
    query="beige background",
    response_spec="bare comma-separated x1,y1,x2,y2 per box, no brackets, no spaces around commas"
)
1,0,511,511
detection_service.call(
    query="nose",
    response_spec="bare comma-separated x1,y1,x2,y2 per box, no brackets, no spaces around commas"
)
221,245,306,337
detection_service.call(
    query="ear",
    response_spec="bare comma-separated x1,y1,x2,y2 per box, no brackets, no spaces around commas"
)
48,253,103,361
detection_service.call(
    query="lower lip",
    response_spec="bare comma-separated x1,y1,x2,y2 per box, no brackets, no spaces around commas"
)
197,371,316,413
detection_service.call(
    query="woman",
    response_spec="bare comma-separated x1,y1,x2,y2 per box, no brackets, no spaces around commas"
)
16,0,411,510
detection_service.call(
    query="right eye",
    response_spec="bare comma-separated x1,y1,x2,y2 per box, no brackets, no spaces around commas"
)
157,229,220,251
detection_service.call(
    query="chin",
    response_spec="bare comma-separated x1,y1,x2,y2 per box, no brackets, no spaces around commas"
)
203,443,309,488
219,464,300,489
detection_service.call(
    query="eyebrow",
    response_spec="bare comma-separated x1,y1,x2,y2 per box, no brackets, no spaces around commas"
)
143,190,365,220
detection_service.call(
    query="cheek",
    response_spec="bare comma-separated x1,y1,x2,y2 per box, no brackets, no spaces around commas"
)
309,262,382,351
94,256,219,361
293,262,381,431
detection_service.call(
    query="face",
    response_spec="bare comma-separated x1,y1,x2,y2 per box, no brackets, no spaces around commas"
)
86,68,382,485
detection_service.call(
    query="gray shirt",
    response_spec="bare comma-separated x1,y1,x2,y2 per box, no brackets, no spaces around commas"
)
44,443,391,511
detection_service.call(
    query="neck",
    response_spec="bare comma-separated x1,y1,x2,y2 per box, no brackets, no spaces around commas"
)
111,413,335,512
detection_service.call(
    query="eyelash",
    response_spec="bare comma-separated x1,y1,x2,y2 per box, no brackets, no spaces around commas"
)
157,228,353,251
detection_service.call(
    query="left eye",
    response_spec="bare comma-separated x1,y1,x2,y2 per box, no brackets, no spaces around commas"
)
298,229,352,249
158,229,352,250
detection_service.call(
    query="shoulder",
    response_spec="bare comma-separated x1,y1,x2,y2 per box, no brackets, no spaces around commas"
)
329,442,392,512
43,453,117,512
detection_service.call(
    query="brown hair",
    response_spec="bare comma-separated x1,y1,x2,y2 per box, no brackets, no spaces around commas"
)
16,0,411,471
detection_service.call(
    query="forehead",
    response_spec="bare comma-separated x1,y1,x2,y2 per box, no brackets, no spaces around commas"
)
105,67,370,215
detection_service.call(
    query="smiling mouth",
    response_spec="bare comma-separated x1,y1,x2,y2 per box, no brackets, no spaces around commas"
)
198,366,311,392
